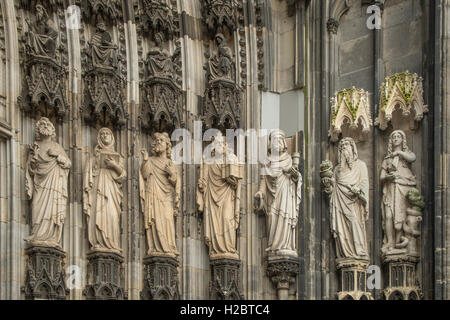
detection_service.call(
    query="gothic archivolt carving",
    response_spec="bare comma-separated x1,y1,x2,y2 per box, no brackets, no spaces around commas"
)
329,87,373,142
203,0,238,36
375,71,428,130
203,34,242,130
18,2,69,121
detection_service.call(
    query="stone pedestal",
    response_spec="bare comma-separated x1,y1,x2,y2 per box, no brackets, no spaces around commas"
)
83,251,126,300
209,258,244,300
23,245,69,300
382,254,422,300
336,258,372,300
266,256,300,300
141,256,180,300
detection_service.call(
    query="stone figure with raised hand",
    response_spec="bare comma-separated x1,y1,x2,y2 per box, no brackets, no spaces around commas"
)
25,117,71,247
197,135,243,260
84,128,126,254
380,130,418,255
25,4,58,58
140,132,180,258
320,137,369,260
146,31,174,79
254,130,302,258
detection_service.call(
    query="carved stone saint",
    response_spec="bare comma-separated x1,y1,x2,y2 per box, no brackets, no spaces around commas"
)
25,117,71,248
146,32,174,79
89,21,118,69
140,132,180,258
380,130,418,256
254,130,302,258
25,4,58,58
321,137,369,260
83,128,126,254
197,135,242,260
205,33,235,82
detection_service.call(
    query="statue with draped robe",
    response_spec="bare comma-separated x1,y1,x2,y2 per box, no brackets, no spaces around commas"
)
26,4,58,58
83,128,126,254
140,132,180,258
25,117,71,248
146,32,175,79
205,33,235,82
89,21,118,69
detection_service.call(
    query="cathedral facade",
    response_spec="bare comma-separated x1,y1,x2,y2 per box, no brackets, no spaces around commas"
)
0,0,449,300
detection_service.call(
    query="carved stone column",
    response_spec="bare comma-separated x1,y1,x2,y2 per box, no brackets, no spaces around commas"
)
23,245,69,300
83,251,126,300
209,258,244,300
141,256,180,300
266,257,300,300
382,254,422,300
336,258,372,300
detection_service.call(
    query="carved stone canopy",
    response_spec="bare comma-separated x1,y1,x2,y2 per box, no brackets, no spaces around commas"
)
375,71,428,130
77,0,123,24
139,0,179,39
329,87,373,142
203,0,238,35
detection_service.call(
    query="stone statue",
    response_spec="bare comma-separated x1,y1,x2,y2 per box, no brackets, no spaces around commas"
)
140,132,180,258
206,33,235,82
320,137,369,260
146,32,174,79
380,130,418,255
197,136,242,260
254,130,302,258
83,128,126,254
25,117,71,247
25,4,58,58
89,20,118,69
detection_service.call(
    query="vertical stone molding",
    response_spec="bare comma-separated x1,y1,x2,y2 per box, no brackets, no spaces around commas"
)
266,257,300,300
335,258,372,300
83,251,126,300
23,245,69,300
141,256,180,300
209,258,244,300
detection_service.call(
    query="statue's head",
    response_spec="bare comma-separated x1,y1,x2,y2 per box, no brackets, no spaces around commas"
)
35,117,56,141
215,33,226,46
269,129,287,155
97,21,107,32
388,130,409,155
338,137,358,169
36,4,48,22
98,128,115,149
154,32,164,46
152,132,172,159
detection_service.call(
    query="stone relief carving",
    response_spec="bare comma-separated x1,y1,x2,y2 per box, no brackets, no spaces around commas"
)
203,34,241,130
254,130,302,258
329,87,373,142
197,135,242,260
380,130,421,257
139,0,178,38
19,3,69,121
203,0,237,35
83,128,126,254
25,117,71,248
141,256,180,300
375,71,429,130
77,0,123,23
209,259,243,300
320,137,369,261
140,132,180,258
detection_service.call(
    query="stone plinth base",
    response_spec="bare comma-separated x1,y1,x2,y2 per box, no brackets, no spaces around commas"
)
382,254,422,300
23,245,69,300
141,255,180,300
209,258,244,300
266,256,300,300
336,258,372,300
83,251,126,300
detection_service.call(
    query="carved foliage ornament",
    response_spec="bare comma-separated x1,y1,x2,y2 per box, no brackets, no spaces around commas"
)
203,0,237,35
375,71,428,130
330,87,373,142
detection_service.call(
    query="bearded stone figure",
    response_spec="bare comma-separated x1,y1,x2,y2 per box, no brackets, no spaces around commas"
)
146,32,174,79
89,21,118,69
25,118,71,247
83,128,126,254
206,33,235,82
140,132,180,258
25,4,58,58
321,137,369,260
197,136,242,260
254,130,302,258
380,130,417,255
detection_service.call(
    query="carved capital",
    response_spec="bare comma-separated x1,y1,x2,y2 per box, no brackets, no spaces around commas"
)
209,258,244,300
327,18,340,35
141,256,180,300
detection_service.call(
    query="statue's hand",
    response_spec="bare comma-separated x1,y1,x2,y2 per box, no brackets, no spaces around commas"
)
141,149,149,161
225,176,238,190
350,186,361,195
289,167,300,180
321,177,333,187
254,191,265,211
165,163,176,177
198,178,207,193
105,157,119,170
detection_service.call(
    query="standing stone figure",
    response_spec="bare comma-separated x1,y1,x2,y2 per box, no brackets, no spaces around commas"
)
140,132,180,258
84,128,126,253
380,130,417,255
25,117,71,247
25,4,58,58
197,136,242,260
254,130,302,257
321,137,369,260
